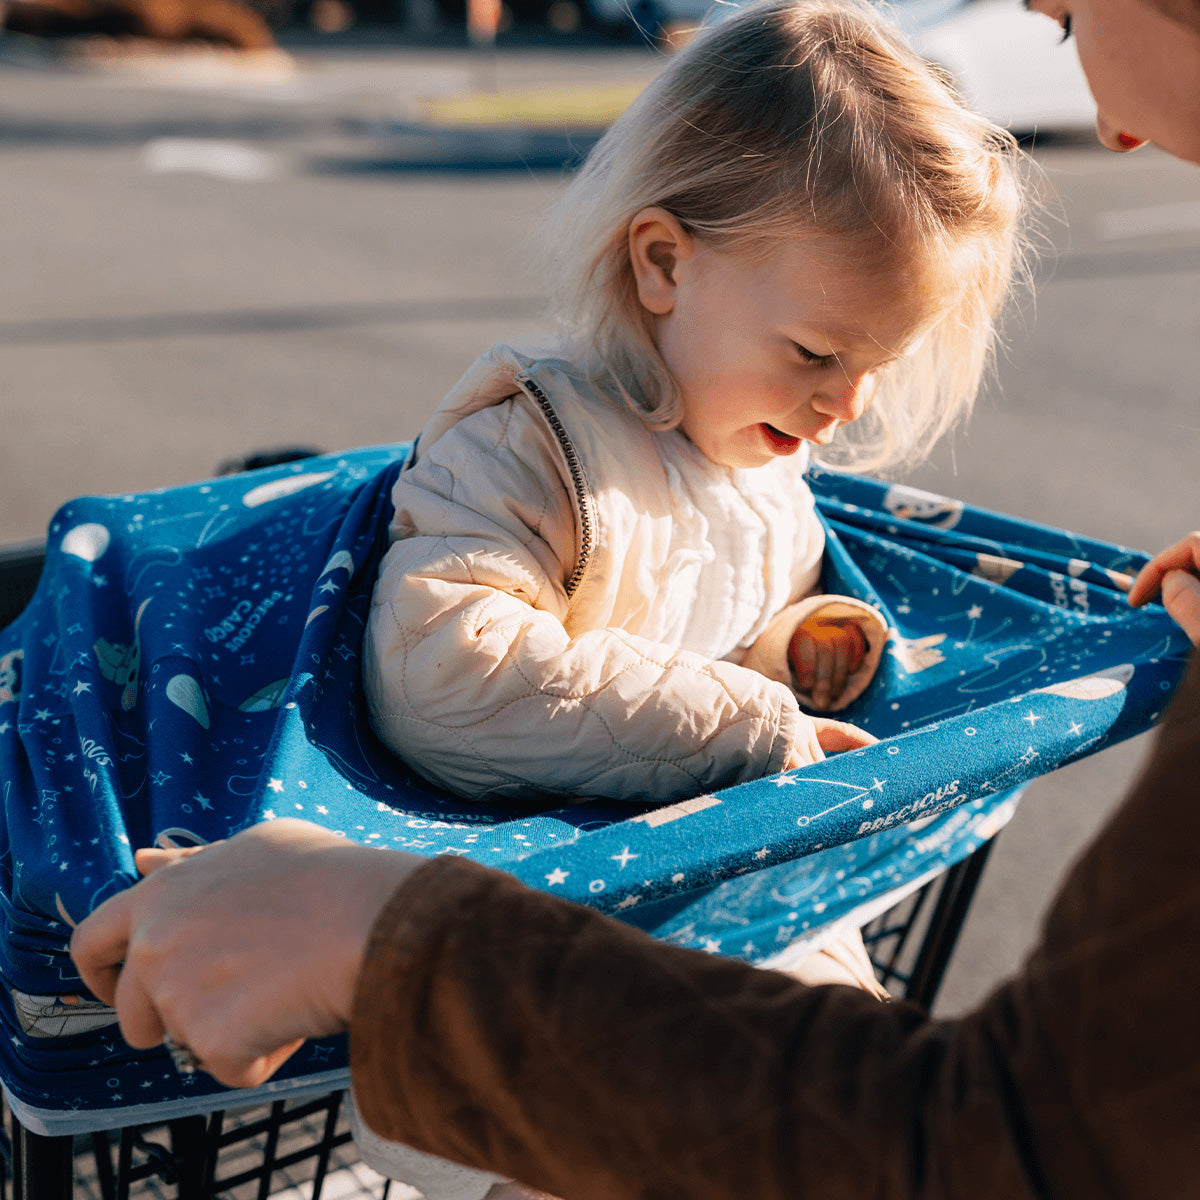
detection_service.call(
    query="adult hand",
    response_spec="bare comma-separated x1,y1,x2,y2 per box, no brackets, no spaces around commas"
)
784,718,877,770
69,819,421,1090
789,617,868,711
1128,533,1200,646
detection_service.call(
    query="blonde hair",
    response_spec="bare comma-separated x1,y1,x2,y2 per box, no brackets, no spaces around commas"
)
543,0,1032,470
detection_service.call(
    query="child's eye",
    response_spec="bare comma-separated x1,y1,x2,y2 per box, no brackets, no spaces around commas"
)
794,342,835,366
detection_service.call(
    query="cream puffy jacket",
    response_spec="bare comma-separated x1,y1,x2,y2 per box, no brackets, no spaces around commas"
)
364,346,889,803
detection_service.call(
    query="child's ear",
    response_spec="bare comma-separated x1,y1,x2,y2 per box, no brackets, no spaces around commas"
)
628,207,694,316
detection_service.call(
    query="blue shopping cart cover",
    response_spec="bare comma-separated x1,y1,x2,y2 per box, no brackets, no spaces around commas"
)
0,448,1189,1118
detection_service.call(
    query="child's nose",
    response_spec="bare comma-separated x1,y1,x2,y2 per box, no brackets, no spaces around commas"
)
812,374,871,423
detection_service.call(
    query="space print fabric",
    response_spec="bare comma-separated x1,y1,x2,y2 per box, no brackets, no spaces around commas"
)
0,449,1189,1120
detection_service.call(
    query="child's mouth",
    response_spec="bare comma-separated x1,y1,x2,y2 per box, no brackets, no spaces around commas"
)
760,424,802,455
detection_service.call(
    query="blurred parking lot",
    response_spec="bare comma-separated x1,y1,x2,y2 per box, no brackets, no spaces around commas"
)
2,9,1200,1191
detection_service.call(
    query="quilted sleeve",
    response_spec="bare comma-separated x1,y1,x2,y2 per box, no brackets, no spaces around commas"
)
363,402,802,803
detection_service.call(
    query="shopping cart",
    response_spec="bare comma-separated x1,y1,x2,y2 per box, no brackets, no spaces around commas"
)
0,449,1186,1198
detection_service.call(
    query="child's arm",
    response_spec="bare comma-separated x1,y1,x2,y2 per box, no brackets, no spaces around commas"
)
364,402,811,803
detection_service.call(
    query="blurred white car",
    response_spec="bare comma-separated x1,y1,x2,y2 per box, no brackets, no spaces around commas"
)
907,0,1095,134
593,0,1097,138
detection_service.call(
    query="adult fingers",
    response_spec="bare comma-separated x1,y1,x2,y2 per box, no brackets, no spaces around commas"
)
69,890,136,1005
1128,533,1200,605
112,964,167,1050
197,1039,305,1091
1163,570,1200,646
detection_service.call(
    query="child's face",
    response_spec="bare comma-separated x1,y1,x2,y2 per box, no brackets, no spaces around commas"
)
634,219,941,470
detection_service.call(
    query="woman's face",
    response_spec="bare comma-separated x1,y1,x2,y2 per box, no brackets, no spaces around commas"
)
1027,0,1200,163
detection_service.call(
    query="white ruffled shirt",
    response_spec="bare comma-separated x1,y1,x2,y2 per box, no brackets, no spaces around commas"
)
650,430,822,662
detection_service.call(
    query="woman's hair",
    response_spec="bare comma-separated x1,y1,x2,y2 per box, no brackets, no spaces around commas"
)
542,0,1033,470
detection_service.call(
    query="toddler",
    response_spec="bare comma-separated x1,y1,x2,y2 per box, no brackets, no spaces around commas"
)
359,0,1028,1193
364,2,1027,805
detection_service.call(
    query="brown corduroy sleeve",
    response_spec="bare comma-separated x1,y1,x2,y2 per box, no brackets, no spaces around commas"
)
351,655,1200,1200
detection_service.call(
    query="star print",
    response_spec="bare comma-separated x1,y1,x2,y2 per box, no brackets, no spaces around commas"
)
92,575,107,588
754,848,769,860
701,939,721,954
72,680,92,696
772,774,798,786
1022,711,1042,727
263,809,277,820
610,847,638,870
967,605,984,620
267,778,284,793
34,709,52,722
181,752,194,765
1067,721,1083,736
615,895,641,910
151,771,171,786
193,792,213,810
545,868,569,886
319,579,340,595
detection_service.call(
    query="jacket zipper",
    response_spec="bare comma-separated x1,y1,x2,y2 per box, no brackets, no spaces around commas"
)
517,374,594,598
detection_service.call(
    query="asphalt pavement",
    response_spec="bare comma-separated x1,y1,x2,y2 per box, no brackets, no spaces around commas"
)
2,26,1199,1031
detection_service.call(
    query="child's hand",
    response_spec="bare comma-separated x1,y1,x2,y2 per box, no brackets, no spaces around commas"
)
1128,533,1200,647
789,616,869,710
785,718,877,769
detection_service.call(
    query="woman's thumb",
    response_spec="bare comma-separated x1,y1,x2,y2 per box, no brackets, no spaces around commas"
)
1162,569,1200,647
